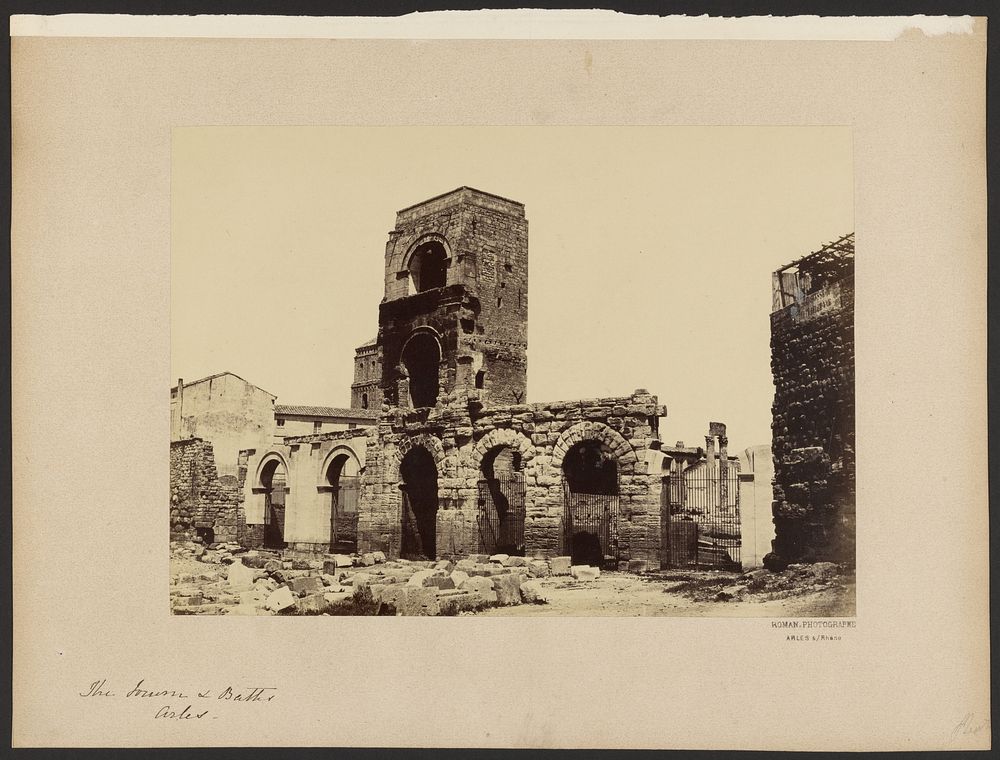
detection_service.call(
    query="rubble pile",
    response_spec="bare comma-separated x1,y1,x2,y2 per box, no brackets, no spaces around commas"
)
170,541,606,616
655,561,850,602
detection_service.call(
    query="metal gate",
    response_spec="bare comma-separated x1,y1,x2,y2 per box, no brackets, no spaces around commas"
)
663,468,741,569
263,484,286,550
562,477,620,569
477,475,526,555
330,475,359,553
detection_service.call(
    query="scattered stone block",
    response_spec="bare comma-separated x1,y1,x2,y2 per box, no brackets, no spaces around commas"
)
360,553,377,566
434,559,454,572
437,591,480,615
240,554,270,569
294,593,330,614
289,576,324,596
226,560,256,588
519,579,548,604
372,551,387,563
324,555,354,574
527,560,550,578
450,570,470,588
264,560,282,574
550,556,573,575
291,558,312,570
571,565,600,581
425,576,455,590
502,556,528,567
324,591,351,606
627,559,649,574
493,573,524,605
239,591,262,606
320,573,340,586
264,586,296,612
489,553,510,564
468,554,490,564
407,569,437,587
460,575,498,605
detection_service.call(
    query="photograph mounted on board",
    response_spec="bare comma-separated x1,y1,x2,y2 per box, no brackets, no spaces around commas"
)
169,126,855,617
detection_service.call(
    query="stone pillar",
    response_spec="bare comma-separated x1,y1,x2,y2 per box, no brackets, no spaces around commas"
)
704,434,716,509
719,435,729,511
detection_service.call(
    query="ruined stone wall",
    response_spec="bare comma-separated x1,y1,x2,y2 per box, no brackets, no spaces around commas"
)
358,390,666,564
769,275,855,567
169,438,242,542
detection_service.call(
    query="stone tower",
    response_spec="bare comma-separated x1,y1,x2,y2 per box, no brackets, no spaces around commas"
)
375,187,528,409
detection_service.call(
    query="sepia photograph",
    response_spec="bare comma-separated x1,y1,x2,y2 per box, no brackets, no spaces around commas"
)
169,126,856,617
12,12,987,749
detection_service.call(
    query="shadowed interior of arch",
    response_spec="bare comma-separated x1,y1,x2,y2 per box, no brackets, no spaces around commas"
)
259,458,287,550
400,332,441,408
478,445,526,556
399,446,438,560
407,240,448,293
326,452,359,553
562,440,620,566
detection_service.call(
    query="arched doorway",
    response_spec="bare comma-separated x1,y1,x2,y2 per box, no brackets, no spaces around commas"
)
259,458,288,550
477,445,525,555
400,332,441,408
399,446,439,559
324,451,360,554
562,440,620,567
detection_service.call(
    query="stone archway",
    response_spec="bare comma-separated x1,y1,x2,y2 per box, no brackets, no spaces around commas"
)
399,446,439,559
553,423,636,568
399,330,442,409
255,454,289,551
552,422,638,472
390,434,448,560
320,447,361,554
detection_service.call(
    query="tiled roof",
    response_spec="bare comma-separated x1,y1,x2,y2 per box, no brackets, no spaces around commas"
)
356,337,378,349
274,404,378,419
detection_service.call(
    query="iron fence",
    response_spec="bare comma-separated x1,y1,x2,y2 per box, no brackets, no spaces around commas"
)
477,475,526,555
662,468,741,570
562,477,620,569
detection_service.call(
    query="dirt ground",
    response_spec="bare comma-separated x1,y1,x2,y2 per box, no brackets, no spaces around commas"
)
474,569,856,617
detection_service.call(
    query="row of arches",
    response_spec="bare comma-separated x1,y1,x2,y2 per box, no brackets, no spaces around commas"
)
253,447,363,553
252,422,638,565
395,424,635,565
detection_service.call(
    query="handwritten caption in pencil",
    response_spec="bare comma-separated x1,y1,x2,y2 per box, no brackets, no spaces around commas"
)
79,679,277,720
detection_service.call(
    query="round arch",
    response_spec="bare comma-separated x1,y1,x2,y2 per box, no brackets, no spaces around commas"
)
403,234,453,293
317,445,362,488
399,328,444,409
254,451,290,487
388,433,448,482
472,428,536,474
552,422,638,472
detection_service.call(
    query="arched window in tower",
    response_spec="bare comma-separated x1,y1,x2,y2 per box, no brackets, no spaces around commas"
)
400,331,441,408
361,393,369,409
407,240,448,294
475,370,486,390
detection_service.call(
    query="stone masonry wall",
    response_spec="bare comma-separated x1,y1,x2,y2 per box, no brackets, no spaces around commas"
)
358,389,666,565
769,274,855,567
170,438,242,542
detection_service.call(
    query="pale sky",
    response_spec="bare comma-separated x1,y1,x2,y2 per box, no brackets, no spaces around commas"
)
172,126,852,452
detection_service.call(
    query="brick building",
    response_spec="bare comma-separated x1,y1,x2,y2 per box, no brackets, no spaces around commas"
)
766,234,855,568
